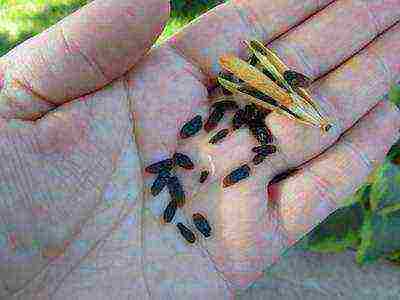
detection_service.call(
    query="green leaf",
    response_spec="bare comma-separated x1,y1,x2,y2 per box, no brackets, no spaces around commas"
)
341,183,372,210
356,209,400,265
304,201,364,253
388,83,400,107
369,160,400,214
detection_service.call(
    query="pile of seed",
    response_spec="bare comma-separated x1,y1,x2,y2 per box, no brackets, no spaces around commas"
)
145,54,282,244
145,152,212,243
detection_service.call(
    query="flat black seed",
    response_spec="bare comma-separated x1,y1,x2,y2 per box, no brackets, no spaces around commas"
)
223,164,251,188
167,176,185,207
249,125,274,145
232,109,247,130
252,145,277,156
145,158,174,174
252,153,266,165
218,72,244,84
244,104,257,121
173,152,194,170
192,213,211,238
151,170,170,196
210,100,239,112
180,115,203,139
177,223,196,243
163,200,177,223
209,128,229,144
238,86,280,107
204,109,224,132
248,54,259,66
283,70,311,88
269,168,299,185
199,170,209,183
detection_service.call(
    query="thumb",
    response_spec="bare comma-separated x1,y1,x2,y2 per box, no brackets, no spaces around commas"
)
0,0,170,120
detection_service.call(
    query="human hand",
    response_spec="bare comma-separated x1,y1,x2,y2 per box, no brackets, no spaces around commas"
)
1,0,400,299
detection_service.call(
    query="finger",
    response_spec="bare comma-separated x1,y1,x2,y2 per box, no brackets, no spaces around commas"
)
168,0,335,78
168,0,399,80
276,98,400,243
0,0,169,120
183,97,400,290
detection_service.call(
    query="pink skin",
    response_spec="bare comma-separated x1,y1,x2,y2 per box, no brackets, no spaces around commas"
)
0,0,399,299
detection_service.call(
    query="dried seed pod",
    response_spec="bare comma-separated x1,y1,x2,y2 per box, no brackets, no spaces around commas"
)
204,108,224,132
252,145,277,156
173,152,194,170
223,164,251,188
151,170,170,196
163,200,177,223
145,158,174,174
199,170,209,183
232,109,247,130
252,153,266,165
249,125,273,145
167,176,185,207
177,223,196,244
192,213,212,238
210,100,239,112
209,128,229,144
180,115,203,139
269,168,299,185
283,70,312,88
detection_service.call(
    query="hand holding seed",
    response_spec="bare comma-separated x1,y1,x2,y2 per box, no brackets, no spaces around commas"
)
1,0,400,299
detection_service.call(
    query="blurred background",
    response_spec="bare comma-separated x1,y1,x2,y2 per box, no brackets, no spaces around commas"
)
0,0,399,277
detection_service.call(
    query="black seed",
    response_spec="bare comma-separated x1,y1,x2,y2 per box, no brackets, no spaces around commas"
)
218,72,243,85
244,104,257,121
210,100,239,112
173,152,194,170
151,170,170,196
145,158,174,174
199,170,209,183
163,200,177,223
324,124,332,132
177,223,196,243
167,176,185,207
249,125,273,145
248,54,258,66
180,115,203,139
223,164,251,188
232,109,247,130
283,70,311,88
252,145,277,156
252,153,266,165
204,109,224,132
238,86,280,107
192,213,211,238
269,168,299,185
209,128,229,144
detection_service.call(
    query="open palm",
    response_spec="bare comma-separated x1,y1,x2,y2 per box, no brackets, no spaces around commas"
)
1,0,399,299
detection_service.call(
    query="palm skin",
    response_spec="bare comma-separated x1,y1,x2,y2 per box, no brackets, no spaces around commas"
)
0,0,400,299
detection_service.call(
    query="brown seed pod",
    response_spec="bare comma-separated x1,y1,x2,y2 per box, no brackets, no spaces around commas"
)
180,115,203,139
173,152,194,170
223,164,251,188
209,128,229,144
177,223,196,244
145,158,174,174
